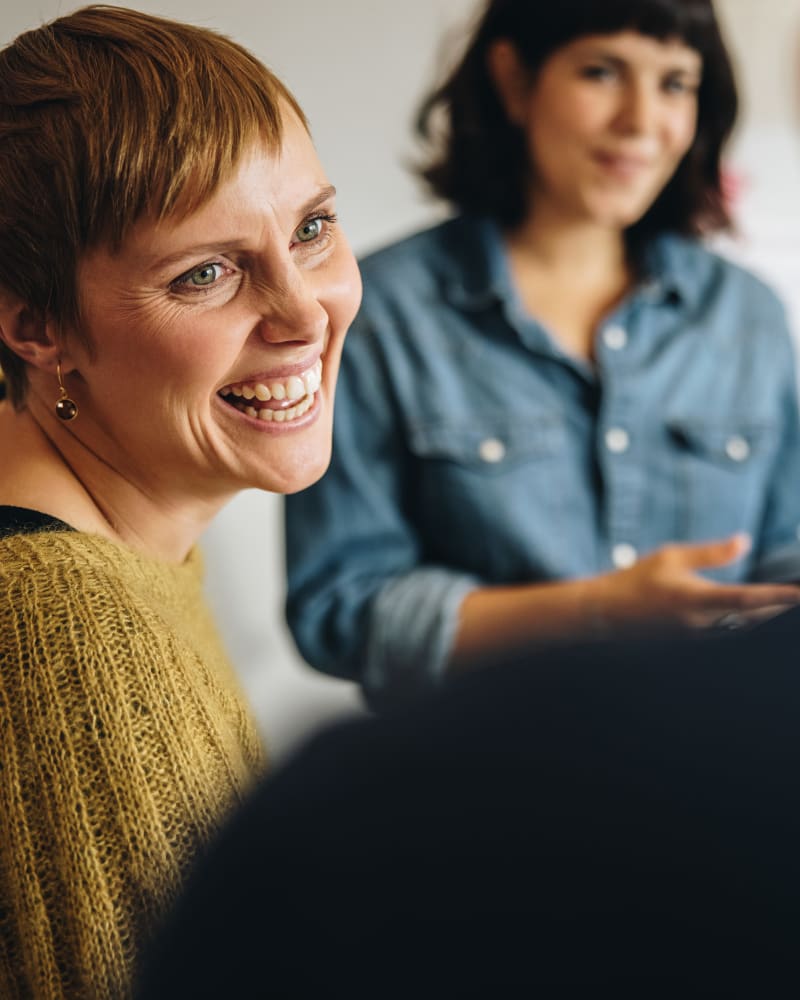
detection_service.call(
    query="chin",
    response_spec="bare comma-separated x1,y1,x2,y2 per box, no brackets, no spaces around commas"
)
254,442,333,496
587,187,664,230
586,202,650,231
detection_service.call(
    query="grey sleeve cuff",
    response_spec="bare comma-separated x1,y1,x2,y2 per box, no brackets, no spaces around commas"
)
361,570,480,712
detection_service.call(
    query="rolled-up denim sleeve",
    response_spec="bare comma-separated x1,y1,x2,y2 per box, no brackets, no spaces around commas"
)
285,308,479,707
361,570,478,710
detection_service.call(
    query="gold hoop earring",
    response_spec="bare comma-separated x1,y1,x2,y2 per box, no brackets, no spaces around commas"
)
55,362,78,421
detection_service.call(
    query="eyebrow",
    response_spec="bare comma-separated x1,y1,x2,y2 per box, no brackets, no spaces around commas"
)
144,183,338,272
298,184,337,217
585,49,700,69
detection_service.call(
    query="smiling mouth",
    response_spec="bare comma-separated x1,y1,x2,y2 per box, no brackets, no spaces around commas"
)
593,152,652,177
219,358,322,423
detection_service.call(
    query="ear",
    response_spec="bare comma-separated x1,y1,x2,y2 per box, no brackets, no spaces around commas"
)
0,294,62,374
487,39,531,127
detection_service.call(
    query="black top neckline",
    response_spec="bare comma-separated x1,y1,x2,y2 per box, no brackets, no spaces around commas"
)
0,505,75,539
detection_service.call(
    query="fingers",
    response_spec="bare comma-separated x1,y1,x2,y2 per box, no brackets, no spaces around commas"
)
721,604,795,629
664,533,752,571
693,581,800,613
718,583,800,613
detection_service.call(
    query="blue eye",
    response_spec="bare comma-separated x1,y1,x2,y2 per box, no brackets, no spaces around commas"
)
663,76,699,95
582,64,616,81
187,263,224,286
295,218,324,243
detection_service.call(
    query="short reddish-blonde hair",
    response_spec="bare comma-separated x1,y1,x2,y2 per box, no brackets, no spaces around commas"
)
0,4,306,408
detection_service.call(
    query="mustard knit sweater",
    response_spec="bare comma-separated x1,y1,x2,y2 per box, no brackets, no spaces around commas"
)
0,529,266,998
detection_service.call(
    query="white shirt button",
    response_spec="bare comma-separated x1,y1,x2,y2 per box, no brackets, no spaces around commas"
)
612,543,638,569
725,435,750,462
605,427,630,454
642,279,663,300
478,437,506,463
603,325,628,350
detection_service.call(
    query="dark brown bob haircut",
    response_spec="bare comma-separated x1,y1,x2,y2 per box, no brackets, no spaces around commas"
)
417,0,738,248
0,4,305,408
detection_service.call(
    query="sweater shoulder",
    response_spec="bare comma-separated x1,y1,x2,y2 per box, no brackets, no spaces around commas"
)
0,531,205,607
0,528,263,997
0,531,219,693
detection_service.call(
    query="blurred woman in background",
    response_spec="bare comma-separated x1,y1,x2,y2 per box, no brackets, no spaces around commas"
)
0,6,359,995
286,0,800,708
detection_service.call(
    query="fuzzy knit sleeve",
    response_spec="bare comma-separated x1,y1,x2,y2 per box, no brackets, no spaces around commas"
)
0,532,265,999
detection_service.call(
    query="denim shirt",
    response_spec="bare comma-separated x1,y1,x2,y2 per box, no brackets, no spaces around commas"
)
285,216,800,708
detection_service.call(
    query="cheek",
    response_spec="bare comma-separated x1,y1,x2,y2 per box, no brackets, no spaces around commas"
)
322,252,362,333
668,109,699,158
535,87,607,136
526,98,598,173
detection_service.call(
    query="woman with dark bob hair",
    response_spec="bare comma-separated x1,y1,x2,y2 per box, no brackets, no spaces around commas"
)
286,0,800,708
0,5,359,996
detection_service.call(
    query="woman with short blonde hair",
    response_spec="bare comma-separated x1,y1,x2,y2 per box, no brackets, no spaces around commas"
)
0,6,360,995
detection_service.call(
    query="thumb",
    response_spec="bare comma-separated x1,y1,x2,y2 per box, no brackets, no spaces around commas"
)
675,533,752,570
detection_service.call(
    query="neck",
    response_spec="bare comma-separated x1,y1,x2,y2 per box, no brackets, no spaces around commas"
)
503,207,636,360
507,208,630,286
0,402,228,563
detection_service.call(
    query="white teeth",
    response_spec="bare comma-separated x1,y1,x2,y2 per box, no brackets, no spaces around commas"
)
304,367,321,394
249,394,314,422
285,376,305,401
222,358,323,422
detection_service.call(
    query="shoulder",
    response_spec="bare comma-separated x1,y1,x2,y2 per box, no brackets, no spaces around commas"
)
0,529,97,582
345,216,490,370
0,531,246,754
359,216,465,277
0,535,130,664
0,532,204,643
659,236,789,328
357,215,479,305
0,530,187,585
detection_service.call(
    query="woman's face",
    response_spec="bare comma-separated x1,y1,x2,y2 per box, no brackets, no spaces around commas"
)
512,31,702,229
66,111,361,499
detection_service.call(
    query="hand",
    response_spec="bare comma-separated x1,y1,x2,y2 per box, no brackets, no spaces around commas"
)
587,534,800,634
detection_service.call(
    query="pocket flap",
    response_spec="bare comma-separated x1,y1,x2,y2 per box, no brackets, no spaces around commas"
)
408,413,564,467
667,418,772,464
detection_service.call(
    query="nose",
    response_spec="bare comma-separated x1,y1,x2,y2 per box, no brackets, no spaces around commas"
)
250,263,328,345
614,80,657,136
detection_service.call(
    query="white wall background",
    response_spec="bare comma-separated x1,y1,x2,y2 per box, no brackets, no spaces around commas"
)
713,0,800,324
2,0,799,760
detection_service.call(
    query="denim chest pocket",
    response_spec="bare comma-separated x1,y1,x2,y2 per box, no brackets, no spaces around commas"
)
667,416,777,541
408,414,565,472
406,413,570,578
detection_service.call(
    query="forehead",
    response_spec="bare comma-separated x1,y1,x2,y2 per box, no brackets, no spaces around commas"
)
172,114,324,223
159,110,322,234
82,114,330,277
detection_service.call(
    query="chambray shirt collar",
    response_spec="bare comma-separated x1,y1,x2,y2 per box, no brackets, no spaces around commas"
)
441,216,514,311
639,233,698,307
442,214,695,315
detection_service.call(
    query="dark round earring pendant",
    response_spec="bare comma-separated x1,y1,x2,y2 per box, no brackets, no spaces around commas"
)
55,397,78,421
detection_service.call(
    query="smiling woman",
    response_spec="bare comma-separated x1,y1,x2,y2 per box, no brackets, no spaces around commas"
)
0,5,359,997
285,0,800,709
